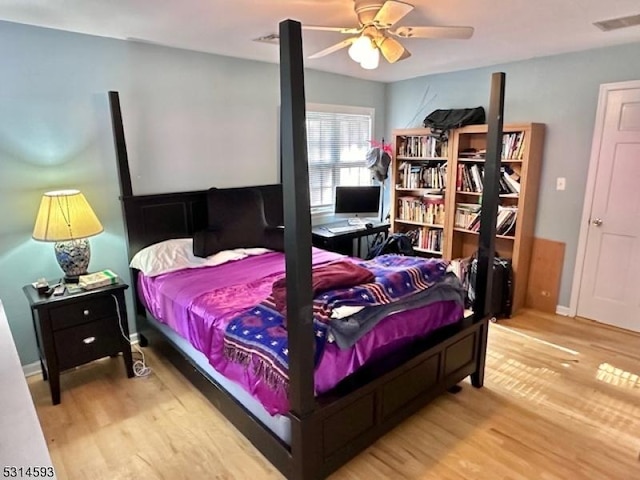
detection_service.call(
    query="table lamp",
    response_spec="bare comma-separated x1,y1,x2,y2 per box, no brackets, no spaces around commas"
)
32,189,104,282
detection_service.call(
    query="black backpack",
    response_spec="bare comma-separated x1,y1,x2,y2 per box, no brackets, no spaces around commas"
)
367,233,415,259
423,107,486,140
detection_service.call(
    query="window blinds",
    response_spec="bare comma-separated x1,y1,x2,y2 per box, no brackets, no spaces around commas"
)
306,108,374,211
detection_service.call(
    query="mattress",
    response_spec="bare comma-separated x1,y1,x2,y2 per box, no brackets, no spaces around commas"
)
137,248,464,416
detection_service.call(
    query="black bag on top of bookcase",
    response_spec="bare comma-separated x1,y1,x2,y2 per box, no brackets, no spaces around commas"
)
423,107,486,140
466,255,513,318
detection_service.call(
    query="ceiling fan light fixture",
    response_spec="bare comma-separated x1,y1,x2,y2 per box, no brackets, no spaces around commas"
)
306,1,473,66
360,46,380,69
348,34,375,62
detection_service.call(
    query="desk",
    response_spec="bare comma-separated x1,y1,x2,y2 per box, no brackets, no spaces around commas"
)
312,221,390,257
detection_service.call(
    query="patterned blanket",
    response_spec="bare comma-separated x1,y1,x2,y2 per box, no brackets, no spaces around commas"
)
223,255,449,392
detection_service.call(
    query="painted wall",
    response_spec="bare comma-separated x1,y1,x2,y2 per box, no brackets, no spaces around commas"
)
386,42,640,308
0,20,386,365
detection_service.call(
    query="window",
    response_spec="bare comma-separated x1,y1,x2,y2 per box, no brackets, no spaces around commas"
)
306,104,375,213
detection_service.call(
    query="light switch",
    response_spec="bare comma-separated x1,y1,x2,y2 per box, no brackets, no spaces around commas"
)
556,177,566,191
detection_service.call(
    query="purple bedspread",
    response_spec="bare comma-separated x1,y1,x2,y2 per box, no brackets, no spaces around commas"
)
137,248,463,415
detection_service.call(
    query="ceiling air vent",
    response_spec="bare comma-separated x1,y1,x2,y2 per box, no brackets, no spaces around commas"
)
253,33,280,45
593,13,640,32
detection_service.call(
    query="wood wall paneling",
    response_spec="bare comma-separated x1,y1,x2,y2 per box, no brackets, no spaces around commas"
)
526,237,565,313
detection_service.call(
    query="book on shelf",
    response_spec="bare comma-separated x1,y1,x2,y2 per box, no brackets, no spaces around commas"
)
471,164,483,192
459,148,486,160
456,163,483,193
497,206,518,236
397,194,445,225
454,205,517,236
457,132,526,161
502,165,521,194
454,203,481,229
456,164,521,196
502,132,526,159
398,162,447,189
398,135,447,158
409,227,443,253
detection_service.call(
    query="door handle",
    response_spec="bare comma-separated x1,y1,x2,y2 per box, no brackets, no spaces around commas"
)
591,218,603,226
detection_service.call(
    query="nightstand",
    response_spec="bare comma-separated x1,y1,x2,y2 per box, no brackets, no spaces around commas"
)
22,281,134,405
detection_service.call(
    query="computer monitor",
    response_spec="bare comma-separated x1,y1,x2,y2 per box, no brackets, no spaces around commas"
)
334,186,381,222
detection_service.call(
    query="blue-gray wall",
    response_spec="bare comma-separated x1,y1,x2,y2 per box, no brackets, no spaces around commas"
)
386,42,640,308
0,20,386,365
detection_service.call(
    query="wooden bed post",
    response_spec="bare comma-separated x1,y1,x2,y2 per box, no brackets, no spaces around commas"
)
108,90,147,322
279,19,319,479
472,72,505,387
108,91,133,198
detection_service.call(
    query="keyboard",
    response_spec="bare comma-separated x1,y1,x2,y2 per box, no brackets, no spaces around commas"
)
327,225,365,234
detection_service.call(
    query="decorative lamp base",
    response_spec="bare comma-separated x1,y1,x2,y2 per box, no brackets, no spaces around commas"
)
54,239,91,280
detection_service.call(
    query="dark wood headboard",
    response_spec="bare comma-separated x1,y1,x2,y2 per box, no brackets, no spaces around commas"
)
119,184,283,261
119,190,207,260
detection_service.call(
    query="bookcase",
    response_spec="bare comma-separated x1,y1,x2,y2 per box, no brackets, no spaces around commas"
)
446,123,545,313
390,123,545,314
390,128,451,257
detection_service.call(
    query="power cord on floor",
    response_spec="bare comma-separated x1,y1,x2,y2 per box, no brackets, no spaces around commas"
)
112,294,152,377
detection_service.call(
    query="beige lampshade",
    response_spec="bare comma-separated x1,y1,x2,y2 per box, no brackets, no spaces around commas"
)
32,189,104,242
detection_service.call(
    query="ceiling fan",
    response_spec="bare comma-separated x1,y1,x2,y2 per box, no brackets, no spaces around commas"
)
305,0,474,69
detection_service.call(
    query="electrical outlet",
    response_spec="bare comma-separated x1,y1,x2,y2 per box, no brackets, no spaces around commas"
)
556,177,566,191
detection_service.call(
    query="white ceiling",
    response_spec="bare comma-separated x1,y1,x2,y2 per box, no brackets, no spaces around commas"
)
1,0,640,83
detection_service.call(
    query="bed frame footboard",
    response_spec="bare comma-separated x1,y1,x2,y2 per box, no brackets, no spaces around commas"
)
137,310,487,480
296,316,488,478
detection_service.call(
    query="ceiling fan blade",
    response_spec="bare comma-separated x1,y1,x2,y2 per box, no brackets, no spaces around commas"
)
376,36,411,63
392,26,474,39
308,37,356,59
302,25,362,35
373,0,414,28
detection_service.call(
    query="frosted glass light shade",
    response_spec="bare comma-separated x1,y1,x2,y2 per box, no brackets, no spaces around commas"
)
33,189,103,242
348,35,374,63
360,46,380,70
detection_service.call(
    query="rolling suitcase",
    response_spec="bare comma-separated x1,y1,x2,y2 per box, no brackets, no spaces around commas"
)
465,256,513,318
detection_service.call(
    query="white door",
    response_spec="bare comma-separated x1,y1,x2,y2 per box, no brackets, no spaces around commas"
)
577,84,640,332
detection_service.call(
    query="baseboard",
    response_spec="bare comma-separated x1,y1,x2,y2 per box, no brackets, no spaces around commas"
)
23,333,140,378
556,305,571,316
23,361,42,378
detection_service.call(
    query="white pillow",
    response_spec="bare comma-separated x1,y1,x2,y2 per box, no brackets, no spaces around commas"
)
130,238,270,277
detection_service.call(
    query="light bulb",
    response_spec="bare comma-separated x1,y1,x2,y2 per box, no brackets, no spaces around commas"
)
360,46,380,70
348,35,373,63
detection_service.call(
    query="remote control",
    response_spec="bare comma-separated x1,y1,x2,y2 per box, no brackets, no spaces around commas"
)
52,284,66,296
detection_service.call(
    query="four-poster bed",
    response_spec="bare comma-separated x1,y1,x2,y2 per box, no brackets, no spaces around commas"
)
109,19,503,480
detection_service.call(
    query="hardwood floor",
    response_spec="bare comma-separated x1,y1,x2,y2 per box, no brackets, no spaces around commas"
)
28,310,640,479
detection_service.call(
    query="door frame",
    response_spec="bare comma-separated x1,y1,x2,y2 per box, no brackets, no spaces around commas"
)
569,79,640,317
